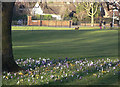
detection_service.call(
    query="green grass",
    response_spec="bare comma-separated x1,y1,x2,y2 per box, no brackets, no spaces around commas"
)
12,26,119,31
12,26,101,30
4,26,118,85
12,27,118,60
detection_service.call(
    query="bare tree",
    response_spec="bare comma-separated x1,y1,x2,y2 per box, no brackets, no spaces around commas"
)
76,2,88,21
83,2,98,26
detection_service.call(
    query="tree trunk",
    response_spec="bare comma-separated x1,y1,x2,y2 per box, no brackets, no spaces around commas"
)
2,2,22,72
91,15,94,27
91,4,94,27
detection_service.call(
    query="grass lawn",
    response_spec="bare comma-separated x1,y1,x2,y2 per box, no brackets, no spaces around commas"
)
12,26,102,30
12,26,118,60
2,26,119,86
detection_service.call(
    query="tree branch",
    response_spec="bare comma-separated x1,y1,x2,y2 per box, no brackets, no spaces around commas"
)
87,10,92,16
93,4,98,15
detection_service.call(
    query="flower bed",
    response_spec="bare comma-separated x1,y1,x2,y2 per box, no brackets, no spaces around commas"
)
2,57,120,85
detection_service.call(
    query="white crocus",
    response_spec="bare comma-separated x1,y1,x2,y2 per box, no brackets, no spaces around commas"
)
41,76,43,79
43,58,46,62
17,81,20,84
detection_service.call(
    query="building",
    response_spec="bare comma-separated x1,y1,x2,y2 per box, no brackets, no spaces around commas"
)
31,2,62,20
102,1,120,25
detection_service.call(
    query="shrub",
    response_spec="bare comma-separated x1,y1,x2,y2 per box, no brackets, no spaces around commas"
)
12,15,27,21
32,14,53,20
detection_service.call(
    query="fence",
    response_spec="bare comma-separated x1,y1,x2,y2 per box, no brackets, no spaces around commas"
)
11,16,118,27
12,20,118,27
27,16,72,27
80,23,118,27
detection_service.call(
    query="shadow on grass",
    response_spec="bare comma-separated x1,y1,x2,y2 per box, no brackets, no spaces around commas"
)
43,63,118,86
43,60,119,86
93,73,119,85
44,72,118,86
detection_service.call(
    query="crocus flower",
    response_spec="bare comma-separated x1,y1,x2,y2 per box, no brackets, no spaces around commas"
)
20,79,23,82
17,81,20,84
11,76,13,79
113,67,116,69
66,63,69,68
79,76,82,79
28,79,30,82
41,76,43,79
93,74,97,76
19,72,23,75
6,76,8,79
102,71,106,73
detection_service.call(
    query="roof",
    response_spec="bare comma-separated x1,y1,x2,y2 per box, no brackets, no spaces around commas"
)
39,2,76,15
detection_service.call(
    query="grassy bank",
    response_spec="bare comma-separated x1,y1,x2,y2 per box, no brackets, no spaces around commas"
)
2,27,119,85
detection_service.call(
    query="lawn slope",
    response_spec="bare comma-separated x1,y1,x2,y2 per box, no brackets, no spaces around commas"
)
12,29,118,59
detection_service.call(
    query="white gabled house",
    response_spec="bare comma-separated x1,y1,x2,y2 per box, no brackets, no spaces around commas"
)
32,2,43,15
31,2,62,20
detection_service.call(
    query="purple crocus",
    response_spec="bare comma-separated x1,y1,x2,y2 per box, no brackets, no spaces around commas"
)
42,61,46,65
80,66,82,70
11,76,13,79
66,63,69,68
66,57,68,60
79,76,82,79
51,70,53,73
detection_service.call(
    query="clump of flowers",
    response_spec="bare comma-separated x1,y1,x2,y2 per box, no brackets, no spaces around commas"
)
2,57,120,85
